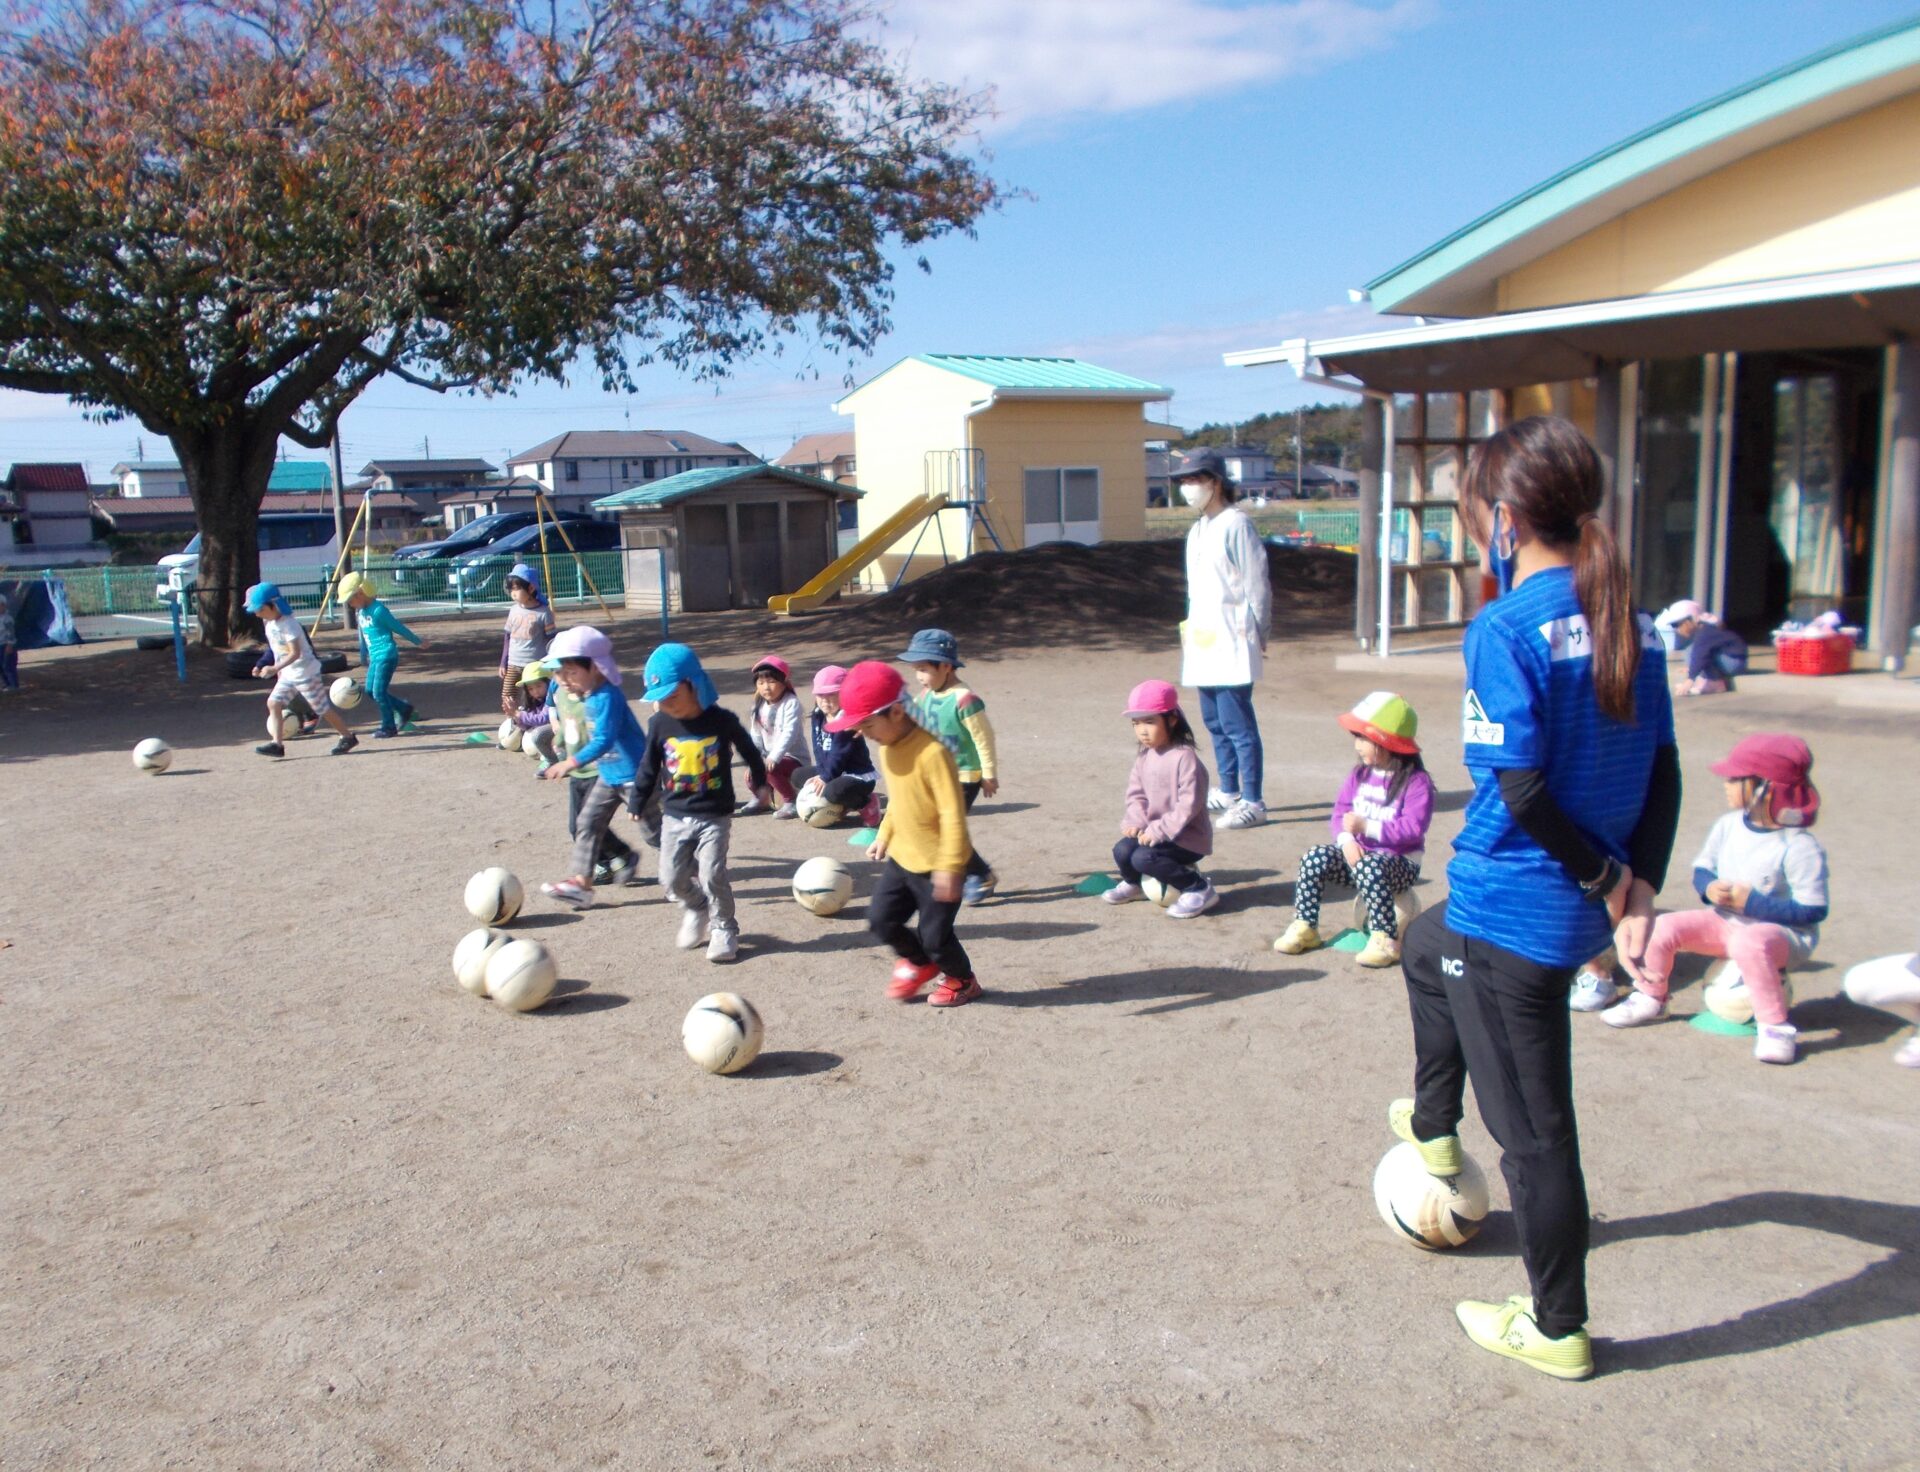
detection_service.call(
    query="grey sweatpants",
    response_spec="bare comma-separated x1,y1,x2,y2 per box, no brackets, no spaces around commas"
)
569,778,634,880
661,812,736,937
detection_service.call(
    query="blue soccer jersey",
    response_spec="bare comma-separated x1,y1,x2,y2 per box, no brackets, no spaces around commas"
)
1445,567,1675,966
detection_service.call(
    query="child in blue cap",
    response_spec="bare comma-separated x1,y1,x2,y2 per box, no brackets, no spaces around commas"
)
626,643,771,963
244,582,357,757
500,562,556,716
901,627,1000,903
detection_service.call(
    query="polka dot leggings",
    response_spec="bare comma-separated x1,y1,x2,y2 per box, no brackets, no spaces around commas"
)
1294,844,1420,937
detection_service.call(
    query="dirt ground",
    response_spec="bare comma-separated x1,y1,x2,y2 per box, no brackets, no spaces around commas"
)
2,600,1917,1471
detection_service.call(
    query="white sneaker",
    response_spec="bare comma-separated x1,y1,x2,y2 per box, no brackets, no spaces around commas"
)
1568,968,1621,1012
773,802,798,821
1754,1022,1798,1065
676,906,711,950
736,796,772,816
1601,991,1666,1028
1103,881,1144,905
1219,800,1267,830
1167,882,1219,919
1893,1032,1920,1069
1206,790,1236,813
706,928,738,963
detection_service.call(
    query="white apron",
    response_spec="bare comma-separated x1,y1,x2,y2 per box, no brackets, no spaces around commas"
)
1181,509,1264,688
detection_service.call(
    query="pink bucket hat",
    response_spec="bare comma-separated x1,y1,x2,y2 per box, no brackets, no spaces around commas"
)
810,664,849,696
752,654,793,682
1123,679,1181,718
548,626,621,687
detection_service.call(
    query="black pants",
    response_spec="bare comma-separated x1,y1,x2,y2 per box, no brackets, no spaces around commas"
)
1403,903,1589,1339
868,858,973,979
794,765,876,810
960,781,991,879
568,777,639,870
1112,836,1205,893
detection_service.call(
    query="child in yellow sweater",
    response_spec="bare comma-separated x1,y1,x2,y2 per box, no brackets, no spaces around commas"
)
828,659,982,1007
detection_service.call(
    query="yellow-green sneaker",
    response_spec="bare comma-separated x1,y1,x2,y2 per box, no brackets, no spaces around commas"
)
1387,1097,1462,1177
1273,919,1322,954
1455,1296,1593,1381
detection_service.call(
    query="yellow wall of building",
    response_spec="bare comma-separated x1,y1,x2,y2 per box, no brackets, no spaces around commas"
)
967,399,1151,550
1498,89,1920,311
842,360,981,585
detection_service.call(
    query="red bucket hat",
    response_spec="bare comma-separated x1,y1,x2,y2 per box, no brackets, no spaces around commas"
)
824,660,905,732
1711,733,1819,827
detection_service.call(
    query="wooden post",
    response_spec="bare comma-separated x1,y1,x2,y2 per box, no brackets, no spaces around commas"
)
1356,396,1383,650
535,490,614,621
307,493,373,633
1871,343,1920,669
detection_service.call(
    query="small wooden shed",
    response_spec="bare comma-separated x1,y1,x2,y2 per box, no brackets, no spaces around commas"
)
594,464,861,613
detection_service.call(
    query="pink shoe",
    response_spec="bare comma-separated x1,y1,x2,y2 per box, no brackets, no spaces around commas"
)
887,959,939,1001
928,975,983,1008
859,795,883,828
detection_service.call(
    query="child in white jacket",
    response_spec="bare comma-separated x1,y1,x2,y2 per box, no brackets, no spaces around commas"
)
743,654,809,819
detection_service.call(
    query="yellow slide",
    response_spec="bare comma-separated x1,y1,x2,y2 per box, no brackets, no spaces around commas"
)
769,492,949,613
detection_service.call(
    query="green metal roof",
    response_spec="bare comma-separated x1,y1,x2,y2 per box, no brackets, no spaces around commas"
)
1366,16,1920,313
268,461,333,491
592,462,858,510
911,353,1170,395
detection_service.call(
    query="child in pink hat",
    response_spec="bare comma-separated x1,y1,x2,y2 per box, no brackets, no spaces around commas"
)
1104,679,1217,918
741,653,808,818
795,664,881,828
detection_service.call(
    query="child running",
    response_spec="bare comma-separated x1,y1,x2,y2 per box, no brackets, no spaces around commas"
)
1275,692,1433,967
1103,679,1216,917
1655,599,1748,695
796,664,881,828
1603,733,1829,1064
740,654,809,819
337,571,428,738
901,627,999,903
629,643,770,963
538,629,649,910
245,581,357,757
500,563,557,716
538,656,654,887
829,660,981,1006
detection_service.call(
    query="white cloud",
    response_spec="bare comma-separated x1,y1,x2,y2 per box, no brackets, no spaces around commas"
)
1050,299,1380,374
882,0,1433,132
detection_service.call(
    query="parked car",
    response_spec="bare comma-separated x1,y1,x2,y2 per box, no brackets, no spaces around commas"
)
387,511,543,590
156,513,340,603
447,518,619,600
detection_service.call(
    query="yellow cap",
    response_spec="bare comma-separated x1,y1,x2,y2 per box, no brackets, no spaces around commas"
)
518,660,552,685
338,571,371,601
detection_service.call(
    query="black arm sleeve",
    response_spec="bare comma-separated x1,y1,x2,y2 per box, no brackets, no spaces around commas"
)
1496,768,1608,887
1625,742,1682,893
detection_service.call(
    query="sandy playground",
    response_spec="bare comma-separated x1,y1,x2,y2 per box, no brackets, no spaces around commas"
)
2,569,1918,1470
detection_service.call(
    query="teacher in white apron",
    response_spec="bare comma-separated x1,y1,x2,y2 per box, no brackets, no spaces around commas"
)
1174,450,1272,830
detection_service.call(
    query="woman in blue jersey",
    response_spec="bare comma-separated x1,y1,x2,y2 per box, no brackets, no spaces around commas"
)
1390,416,1681,1381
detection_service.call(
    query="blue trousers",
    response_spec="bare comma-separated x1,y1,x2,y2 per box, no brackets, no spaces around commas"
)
366,650,412,732
1198,685,1262,804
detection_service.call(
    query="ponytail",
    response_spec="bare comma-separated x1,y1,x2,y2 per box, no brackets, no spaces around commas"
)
1574,514,1639,723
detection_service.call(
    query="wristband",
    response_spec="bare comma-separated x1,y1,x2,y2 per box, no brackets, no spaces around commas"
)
1580,857,1622,905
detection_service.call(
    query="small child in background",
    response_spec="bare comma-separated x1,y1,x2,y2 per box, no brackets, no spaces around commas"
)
338,571,428,738
1655,599,1748,696
1604,733,1829,1064
797,664,881,828
829,660,981,1007
514,661,561,768
741,654,809,819
0,592,18,693
245,582,357,757
500,563,556,716
1104,679,1216,917
901,627,1000,903
538,629,649,909
1274,692,1433,967
630,643,770,963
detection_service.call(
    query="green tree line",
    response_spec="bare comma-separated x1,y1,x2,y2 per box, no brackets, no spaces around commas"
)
1174,402,1365,469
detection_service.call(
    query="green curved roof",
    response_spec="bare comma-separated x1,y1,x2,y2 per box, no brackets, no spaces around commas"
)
593,462,857,509
1367,17,1920,315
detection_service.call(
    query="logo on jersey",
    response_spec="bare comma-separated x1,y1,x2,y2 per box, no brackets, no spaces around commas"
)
1537,614,1593,662
1462,689,1504,747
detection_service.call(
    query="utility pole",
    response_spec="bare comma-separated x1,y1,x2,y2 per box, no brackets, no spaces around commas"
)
330,427,355,630
1294,404,1304,501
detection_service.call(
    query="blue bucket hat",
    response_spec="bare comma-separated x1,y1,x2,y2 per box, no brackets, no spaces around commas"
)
243,581,284,615
642,643,717,707
507,562,543,599
898,628,963,667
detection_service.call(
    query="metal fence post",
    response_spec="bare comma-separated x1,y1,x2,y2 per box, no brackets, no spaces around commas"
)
658,547,669,639
169,590,186,683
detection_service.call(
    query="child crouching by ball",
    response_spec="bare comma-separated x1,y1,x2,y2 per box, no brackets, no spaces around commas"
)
1103,679,1216,917
1274,692,1432,967
537,629,649,911
830,660,982,1007
796,664,881,827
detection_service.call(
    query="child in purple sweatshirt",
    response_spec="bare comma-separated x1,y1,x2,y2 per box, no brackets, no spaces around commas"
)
1103,680,1217,919
1274,692,1433,967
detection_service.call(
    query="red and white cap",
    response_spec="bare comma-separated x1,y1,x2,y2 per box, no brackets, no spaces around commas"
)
824,660,905,732
1711,733,1819,827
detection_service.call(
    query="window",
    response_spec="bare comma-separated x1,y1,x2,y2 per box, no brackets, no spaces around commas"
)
619,461,629,478
564,460,579,482
1022,467,1101,545
643,458,657,478
727,457,741,467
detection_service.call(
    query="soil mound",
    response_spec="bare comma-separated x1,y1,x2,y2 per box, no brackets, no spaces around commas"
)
809,538,1355,651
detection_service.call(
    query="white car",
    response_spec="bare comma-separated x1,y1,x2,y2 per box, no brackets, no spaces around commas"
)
157,514,342,602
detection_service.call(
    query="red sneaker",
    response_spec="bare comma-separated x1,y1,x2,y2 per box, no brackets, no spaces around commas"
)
887,959,940,1001
859,795,883,828
928,975,983,1008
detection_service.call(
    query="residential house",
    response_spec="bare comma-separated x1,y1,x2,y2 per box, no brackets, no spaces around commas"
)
111,461,190,497
505,430,755,514
359,458,498,493
3,463,101,560
775,431,857,484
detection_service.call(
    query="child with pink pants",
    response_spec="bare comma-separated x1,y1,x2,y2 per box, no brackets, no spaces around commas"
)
1604,733,1828,1065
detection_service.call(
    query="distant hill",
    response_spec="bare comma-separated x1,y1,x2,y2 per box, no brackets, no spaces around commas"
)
1173,402,1364,469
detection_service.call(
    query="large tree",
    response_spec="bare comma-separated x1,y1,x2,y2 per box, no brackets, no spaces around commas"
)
0,0,994,641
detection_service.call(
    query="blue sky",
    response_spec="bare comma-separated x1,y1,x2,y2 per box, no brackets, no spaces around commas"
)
3,0,1915,479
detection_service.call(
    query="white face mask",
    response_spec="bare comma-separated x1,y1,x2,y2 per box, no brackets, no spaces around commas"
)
1179,481,1209,509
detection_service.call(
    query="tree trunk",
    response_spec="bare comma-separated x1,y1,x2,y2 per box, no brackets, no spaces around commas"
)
174,425,282,645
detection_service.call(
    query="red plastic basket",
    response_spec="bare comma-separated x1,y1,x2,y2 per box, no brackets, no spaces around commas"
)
1775,633,1854,676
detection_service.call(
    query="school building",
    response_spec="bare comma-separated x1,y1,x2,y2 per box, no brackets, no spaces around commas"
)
1228,18,1920,669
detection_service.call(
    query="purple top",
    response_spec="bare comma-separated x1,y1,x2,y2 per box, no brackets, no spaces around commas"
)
1331,764,1435,865
1123,744,1213,855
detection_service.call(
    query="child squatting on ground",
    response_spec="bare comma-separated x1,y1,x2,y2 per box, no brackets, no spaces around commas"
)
538,629,651,911
1103,679,1217,918
513,661,561,768
741,654,809,819
499,563,557,715
1274,692,1435,968
245,582,358,757
1654,598,1748,696
901,627,1000,903
830,660,982,1007
797,664,881,828
337,571,427,738
1603,732,1829,1064
627,643,770,964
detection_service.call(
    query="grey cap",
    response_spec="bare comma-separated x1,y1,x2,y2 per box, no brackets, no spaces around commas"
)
1170,449,1232,484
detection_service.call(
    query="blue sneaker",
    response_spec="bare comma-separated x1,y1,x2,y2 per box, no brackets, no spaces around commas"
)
963,869,998,905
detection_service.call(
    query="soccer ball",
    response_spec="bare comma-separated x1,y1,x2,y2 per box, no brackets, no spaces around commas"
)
1352,887,1422,934
1701,964,1793,1025
793,857,854,916
1373,1142,1491,1250
1141,876,1179,908
276,708,304,741
131,737,172,773
682,993,764,1074
486,939,558,1012
452,927,511,996
464,866,524,924
795,789,845,829
330,675,363,709
497,717,522,752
